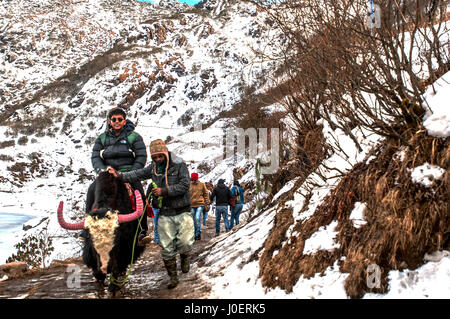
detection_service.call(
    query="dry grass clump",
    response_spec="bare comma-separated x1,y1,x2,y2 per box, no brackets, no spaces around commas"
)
259,163,363,292
0,140,15,149
7,152,48,185
259,124,332,289
259,129,449,298
265,124,329,206
4,107,64,137
341,131,449,297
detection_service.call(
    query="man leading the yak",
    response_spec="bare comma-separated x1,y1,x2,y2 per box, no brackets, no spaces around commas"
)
86,107,151,246
108,139,194,289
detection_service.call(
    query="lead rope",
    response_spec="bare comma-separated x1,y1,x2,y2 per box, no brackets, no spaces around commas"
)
109,192,152,288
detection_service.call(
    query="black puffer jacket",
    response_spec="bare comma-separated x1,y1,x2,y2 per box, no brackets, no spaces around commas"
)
120,152,191,216
211,180,232,206
91,120,147,173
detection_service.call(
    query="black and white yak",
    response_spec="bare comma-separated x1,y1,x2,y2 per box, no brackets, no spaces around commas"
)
57,171,146,294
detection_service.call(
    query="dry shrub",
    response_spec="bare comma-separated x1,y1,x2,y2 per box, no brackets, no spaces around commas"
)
0,140,15,148
197,160,213,175
4,107,64,137
265,123,329,205
17,136,28,145
249,0,449,298
260,162,361,292
7,152,49,184
259,129,449,298
118,81,148,109
259,124,331,289
0,154,14,161
217,83,287,132
248,0,449,141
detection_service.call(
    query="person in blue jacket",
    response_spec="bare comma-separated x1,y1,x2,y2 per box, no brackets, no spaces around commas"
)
230,180,244,229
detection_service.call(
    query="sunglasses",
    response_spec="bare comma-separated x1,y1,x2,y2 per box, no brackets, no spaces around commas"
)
110,117,124,123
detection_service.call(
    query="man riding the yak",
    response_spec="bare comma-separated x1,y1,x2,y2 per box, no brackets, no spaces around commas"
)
85,107,151,246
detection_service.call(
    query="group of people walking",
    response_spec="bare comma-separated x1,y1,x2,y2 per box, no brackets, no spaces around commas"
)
86,107,244,290
189,175,245,240
209,179,244,235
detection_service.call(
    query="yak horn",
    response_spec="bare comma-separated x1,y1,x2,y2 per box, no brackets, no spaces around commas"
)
117,190,144,223
57,201,85,230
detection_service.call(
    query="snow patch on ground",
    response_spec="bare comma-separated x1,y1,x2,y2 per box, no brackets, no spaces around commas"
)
409,163,446,188
422,71,450,138
349,202,368,229
364,251,450,298
303,221,340,255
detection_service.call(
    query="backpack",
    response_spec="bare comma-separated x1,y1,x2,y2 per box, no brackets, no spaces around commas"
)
234,186,241,204
99,131,139,148
229,195,237,207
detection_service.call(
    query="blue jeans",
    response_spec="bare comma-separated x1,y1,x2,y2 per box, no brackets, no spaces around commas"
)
202,209,208,226
191,206,204,237
215,205,230,234
230,203,243,229
153,208,160,243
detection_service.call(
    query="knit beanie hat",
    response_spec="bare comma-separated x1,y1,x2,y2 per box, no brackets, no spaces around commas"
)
150,139,170,188
149,139,169,159
191,173,199,181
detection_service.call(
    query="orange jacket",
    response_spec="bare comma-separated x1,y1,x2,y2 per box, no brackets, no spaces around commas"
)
190,181,210,207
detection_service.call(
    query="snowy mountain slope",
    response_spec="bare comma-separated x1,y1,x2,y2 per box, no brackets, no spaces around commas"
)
0,0,448,300
0,0,280,262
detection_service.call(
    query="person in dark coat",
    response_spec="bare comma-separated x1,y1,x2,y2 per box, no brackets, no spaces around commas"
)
210,179,232,236
85,107,149,244
90,108,147,173
108,139,194,289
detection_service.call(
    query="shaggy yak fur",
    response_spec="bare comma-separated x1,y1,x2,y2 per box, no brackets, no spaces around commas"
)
82,172,145,293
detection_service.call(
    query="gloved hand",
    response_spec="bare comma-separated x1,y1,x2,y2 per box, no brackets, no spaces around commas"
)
204,205,210,212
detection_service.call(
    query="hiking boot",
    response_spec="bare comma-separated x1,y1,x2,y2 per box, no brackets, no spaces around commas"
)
180,253,190,273
195,234,201,241
137,231,152,246
163,258,178,289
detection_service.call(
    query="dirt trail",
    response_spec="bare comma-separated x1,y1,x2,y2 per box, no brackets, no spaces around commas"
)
0,214,224,299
